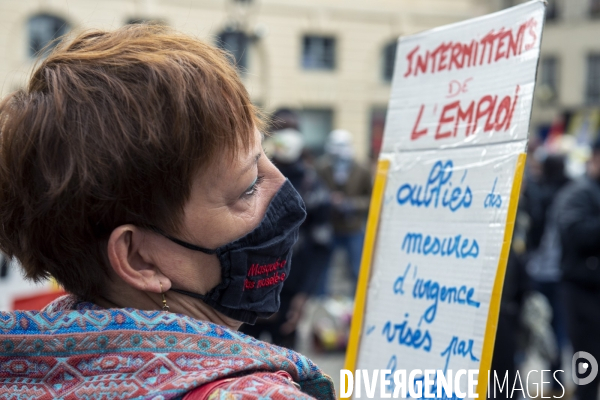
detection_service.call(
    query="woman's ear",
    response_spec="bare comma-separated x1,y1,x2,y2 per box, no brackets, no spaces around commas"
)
107,225,169,294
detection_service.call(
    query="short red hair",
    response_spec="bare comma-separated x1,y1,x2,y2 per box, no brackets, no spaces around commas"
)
0,24,262,299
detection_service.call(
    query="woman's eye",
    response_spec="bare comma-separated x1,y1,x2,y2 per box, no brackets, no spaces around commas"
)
242,175,265,198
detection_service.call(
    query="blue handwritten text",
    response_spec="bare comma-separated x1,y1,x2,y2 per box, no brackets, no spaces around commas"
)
397,160,472,212
402,232,479,259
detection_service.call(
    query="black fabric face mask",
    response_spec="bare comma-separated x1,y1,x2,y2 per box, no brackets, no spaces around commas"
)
157,179,306,324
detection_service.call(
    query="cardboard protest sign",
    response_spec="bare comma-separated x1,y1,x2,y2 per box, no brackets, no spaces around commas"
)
344,1,545,398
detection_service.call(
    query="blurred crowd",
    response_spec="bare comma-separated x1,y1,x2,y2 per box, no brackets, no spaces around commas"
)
492,129,600,399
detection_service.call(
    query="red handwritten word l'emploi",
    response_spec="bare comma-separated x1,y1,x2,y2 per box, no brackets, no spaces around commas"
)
411,85,520,141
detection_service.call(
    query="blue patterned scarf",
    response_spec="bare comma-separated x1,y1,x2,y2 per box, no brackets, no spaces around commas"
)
0,295,335,399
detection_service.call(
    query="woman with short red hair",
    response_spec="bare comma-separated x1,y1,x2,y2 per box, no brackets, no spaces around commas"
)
0,25,335,399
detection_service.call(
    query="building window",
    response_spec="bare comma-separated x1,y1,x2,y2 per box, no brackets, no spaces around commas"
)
216,30,249,72
302,36,336,70
586,54,600,104
546,0,558,21
591,0,600,17
538,56,558,102
298,108,333,154
27,14,69,58
382,41,397,82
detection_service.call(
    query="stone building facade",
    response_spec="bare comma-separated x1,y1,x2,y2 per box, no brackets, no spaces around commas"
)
526,0,600,143
0,0,492,160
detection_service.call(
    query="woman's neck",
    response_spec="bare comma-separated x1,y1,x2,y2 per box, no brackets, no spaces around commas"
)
94,281,241,331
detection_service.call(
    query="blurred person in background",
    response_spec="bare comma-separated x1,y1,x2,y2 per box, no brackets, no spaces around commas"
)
316,130,372,293
241,109,332,350
524,151,571,392
0,26,335,399
555,137,600,400
524,151,571,254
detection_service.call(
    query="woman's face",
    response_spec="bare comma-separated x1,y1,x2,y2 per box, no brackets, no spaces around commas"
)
149,128,286,320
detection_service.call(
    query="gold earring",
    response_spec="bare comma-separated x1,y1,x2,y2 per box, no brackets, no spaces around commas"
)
160,282,170,312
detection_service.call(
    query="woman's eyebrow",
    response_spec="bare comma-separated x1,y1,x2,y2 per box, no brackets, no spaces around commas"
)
241,152,261,175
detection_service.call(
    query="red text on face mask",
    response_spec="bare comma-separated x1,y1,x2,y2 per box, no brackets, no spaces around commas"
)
244,260,288,290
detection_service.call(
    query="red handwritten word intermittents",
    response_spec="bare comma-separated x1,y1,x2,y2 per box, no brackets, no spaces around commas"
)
403,17,538,77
